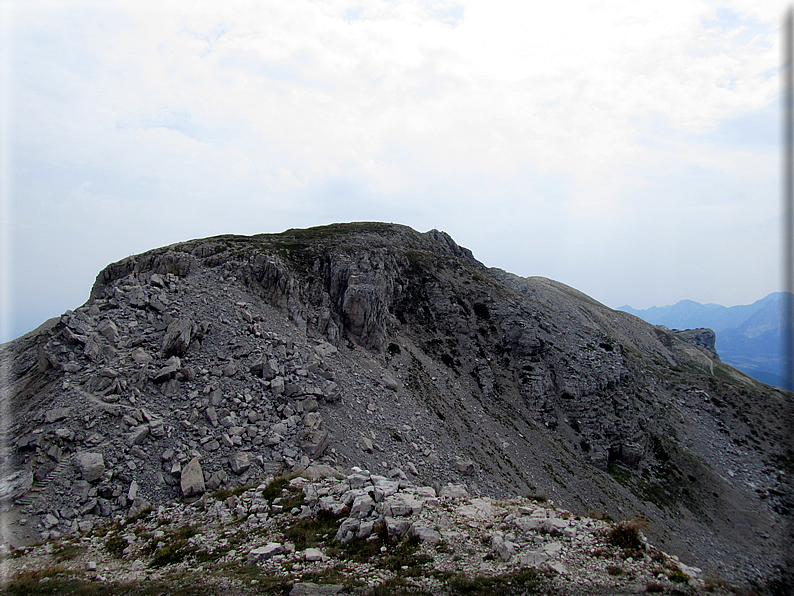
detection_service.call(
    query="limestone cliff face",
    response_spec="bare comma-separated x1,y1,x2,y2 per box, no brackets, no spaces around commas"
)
3,223,792,589
667,327,720,361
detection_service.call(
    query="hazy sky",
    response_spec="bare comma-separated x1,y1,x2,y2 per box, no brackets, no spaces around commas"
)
0,0,786,342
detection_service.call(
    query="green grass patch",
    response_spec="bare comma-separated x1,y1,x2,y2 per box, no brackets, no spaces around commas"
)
261,475,291,502
51,539,85,562
127,507,152,524
447,568,544,595
379,538,433,576
148,525,199,568
149,542,188,568
210,488,235,501
299,563,350,586
668,569,689,584
607,460,632,485
283,510,343,550
371,577,433,595
607,518,646,551
104,532,127,559
277,489,306,511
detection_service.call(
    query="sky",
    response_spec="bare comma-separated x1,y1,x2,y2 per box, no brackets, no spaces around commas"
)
0,0,787,342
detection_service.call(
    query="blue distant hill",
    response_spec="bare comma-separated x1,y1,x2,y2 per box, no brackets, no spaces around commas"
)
618,293,792,388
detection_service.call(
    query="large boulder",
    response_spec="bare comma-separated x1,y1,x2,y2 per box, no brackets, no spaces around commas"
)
229,452,251,475
162,317,194,357
74,452,105,482
180,457,205,497
0,470,33,502
298,428,330,459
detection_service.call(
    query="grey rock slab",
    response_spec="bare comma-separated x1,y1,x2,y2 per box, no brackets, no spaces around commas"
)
97,319,119,344
130,347,152,366
0,470,33,502
318,498,347,517
492,533,517,562
128,497,151,518
454,458,477,476
45,407,71,423
514,517,544,532
152,356,181,384
43,513,59,528
170,460,182,477
334,518,360,543
439,484,469,499
408,524,442,544
230,452,251,475
162,317,194,357
79,498,98,516
349,494,374,518
322,382,341,403
302,548,325,562
180,457,205,497
298,428,329,459
300,463,344,481
543,541,563,556
517,550,549,567
381,373,399,390
314,342,337,358
149,419,165,438
248,542,284,564
127,286,148,308
457,498,496,519
303,412,322,430
549,562,568,575
74,452,105,482
384,516,413,540
415,486,436,499
125,425,150,446
249,357,278,380
347,474,368,490
356,520,375,539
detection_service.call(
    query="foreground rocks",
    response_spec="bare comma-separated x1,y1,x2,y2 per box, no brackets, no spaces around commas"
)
0,466,735,595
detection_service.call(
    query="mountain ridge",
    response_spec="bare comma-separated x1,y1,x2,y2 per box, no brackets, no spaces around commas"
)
1,222,791,592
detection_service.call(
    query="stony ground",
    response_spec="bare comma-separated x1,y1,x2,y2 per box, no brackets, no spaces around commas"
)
1,465,737,596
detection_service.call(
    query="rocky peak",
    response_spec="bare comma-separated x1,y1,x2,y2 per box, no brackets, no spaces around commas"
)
423,228,480,265
0,223,791,591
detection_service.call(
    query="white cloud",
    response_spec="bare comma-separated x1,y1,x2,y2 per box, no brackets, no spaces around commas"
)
3,0,788,339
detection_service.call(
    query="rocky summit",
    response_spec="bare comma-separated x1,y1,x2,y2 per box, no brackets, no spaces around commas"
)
0,222,791,594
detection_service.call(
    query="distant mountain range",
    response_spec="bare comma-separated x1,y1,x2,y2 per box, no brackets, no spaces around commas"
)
618,293,792,388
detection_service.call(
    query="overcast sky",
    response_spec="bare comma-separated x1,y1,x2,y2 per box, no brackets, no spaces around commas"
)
0,0,786,342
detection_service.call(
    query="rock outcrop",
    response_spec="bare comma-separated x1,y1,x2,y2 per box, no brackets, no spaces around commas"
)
668,327,721,361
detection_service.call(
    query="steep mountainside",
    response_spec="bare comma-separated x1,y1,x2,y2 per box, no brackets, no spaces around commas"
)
1,223,791,591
